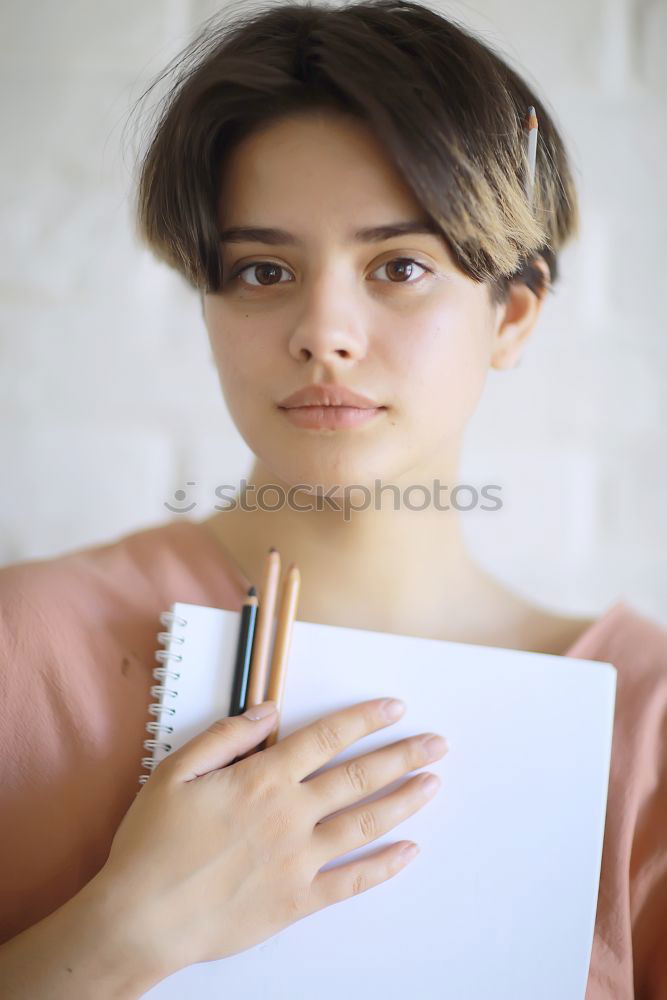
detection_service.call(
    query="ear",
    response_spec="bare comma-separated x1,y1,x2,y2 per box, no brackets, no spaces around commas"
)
490,257,551,371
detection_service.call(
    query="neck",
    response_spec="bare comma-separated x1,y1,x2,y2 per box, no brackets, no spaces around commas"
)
201,455,525,643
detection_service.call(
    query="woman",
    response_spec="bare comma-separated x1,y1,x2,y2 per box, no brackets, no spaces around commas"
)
1,2,665,997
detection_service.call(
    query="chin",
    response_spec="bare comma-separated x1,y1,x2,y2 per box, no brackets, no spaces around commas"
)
261,449,405,503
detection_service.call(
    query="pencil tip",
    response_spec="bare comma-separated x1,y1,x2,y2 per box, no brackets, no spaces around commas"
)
248,585,257,596
269,547,277,553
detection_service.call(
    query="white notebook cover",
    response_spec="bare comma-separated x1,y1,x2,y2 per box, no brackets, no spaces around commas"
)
141,601,617,1000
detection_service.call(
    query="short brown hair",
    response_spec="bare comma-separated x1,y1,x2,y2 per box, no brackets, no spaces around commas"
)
129,0,579,305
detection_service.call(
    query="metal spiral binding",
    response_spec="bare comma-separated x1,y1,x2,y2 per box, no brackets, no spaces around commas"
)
138,610,188,786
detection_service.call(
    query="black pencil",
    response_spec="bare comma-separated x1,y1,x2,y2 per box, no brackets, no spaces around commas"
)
229,585,259,716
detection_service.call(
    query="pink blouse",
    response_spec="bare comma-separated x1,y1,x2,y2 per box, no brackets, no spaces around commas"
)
1,519,665,997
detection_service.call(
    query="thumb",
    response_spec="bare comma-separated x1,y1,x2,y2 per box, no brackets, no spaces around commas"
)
160,701,278,783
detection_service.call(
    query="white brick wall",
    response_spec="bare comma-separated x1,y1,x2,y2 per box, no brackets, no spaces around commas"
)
1,0,665,624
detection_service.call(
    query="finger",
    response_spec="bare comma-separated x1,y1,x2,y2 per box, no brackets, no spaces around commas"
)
156,702,278,783
308,839,421,914
305,732,448,818
312,771,441,862
270,697,407,784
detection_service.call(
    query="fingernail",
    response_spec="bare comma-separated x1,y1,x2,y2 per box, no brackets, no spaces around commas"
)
423,734,448,758
381,698,405,720
399,842,420,861
419,773,441,797
244,701,278,720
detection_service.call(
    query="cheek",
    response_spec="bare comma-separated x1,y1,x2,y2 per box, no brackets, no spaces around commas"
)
393,316,489,427
206,300,269,401
211,331,269,415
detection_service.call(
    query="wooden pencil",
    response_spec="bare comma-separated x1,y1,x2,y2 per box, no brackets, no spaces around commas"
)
243,547,281,710
264,563,301,748
229,585,258,716
525,105,538,209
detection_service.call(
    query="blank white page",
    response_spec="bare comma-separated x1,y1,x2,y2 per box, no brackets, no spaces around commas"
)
143,602,616,1000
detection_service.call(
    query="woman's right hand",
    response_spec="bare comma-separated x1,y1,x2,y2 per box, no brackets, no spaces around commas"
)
93,697,448,988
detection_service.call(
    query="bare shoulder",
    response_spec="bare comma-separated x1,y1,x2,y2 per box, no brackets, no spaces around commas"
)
464,573,597,655
513,606,597,656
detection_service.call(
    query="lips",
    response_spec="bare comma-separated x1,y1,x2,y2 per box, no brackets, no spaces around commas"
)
277,384,383,409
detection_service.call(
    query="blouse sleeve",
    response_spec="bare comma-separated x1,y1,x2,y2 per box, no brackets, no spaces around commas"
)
0,557,153,943
627,632,667,998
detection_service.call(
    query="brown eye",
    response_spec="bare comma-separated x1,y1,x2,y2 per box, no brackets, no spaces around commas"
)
230,262,293,287
371,258,431,284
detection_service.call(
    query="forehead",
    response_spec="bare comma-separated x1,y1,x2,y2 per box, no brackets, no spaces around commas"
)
217,111,430,232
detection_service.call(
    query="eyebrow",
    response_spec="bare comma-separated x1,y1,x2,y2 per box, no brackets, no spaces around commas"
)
218,220,443,246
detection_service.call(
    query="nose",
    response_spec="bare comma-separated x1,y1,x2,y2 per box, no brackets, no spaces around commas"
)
289,336,363,365
287,305,367,366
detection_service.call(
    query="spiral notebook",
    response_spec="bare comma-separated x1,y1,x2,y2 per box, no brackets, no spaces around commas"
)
138,601,617,1000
